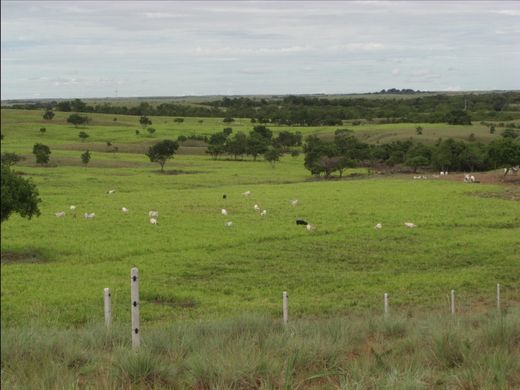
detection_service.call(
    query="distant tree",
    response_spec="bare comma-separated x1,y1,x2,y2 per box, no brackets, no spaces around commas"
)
488,138,520,174
223,127,233,136
113,117,118,121
56,101,71,112
177,135,187,143
405,156,429,173
39,127,46,135
264,147,282,167
147,127,156,136
43,110,55,120
225,131,248,160
250,118,257,123
71,98,86,112
81,150,91,166
490,125,496,134
135,129,140,136
247,132,270,161
290,149,300,158
223,116,235,123
198,119,204,124
174,118,185,123
78,131,89,142
445,110,471,125
1,163,41,223
251,125,273,141
32,143,51,165
1,152,25,167
146,139,179,172
67,114,89,127
106,141,112,147
139,115,152,128
416,126,423,135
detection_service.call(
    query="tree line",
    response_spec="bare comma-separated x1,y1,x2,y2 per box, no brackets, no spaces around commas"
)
303,129,520,178
4,92,520,126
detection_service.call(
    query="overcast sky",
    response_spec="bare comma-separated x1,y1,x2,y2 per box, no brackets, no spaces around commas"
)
1,1,519,99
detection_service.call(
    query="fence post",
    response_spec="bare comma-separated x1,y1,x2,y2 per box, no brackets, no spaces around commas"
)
131,267,140,349
104,287,111,328
384,293,389,316
450,289,455,315
282,291,288,325
496,283,500,311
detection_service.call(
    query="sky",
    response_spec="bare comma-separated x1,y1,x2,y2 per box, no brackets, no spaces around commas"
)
1,1,519,100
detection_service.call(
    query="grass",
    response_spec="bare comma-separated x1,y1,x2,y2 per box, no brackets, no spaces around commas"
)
2,309,519,389
1,108,519,386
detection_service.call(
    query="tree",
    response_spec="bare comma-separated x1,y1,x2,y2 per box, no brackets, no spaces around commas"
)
405,156,429,173
32,143,51,165
1,164,41,223
445,110,472,125
223,127,233,136
139,116,152,128
225,131,248,160
43,110,55,120
223,117,235,123
81,150,91,166
174,118,185,123
67,114,89,127
501,128,519,139
247,133,270,161
264,147,282,167
146,139,179,172
147,127,156,136
40,127,46,135
416,126,423,135
1,152,25,167
78,131,89,142
251,125,273,142
135,129,140,136
490,125,496,134
488,138,520,175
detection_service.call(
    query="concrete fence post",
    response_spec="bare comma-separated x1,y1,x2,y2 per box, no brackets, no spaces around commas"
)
131,267,140,349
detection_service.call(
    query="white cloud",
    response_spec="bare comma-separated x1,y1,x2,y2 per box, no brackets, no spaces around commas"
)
392,68,400,76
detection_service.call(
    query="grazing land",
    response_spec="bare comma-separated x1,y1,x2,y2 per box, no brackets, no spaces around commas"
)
1,106,519,388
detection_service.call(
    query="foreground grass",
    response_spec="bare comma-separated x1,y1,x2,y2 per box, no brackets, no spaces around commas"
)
2,308,519,389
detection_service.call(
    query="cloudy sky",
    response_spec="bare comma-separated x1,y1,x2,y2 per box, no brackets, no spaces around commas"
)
1,1,519,99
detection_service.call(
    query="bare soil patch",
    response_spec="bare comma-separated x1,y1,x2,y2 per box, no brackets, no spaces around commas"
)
1,251,45,264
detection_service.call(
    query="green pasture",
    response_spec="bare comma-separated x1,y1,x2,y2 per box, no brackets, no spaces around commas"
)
1,109,519,328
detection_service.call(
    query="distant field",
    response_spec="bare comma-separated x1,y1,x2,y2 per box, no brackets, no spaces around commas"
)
1,109,519,328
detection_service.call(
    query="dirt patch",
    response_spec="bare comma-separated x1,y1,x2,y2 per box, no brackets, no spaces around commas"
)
1,251,45,264
470,187,520,201
440,171,520,186
154,169,207,175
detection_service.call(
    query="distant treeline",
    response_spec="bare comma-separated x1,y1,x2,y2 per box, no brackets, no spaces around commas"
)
303,129,520,177
3,92,520,125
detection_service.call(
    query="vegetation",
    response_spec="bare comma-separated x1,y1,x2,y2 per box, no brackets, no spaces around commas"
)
81,150,91,166
145,139,179,172
1,152,25,167
2,310,519,388
67,113,90,127
0,164,41,223
32,143,51,165
78,131,89,141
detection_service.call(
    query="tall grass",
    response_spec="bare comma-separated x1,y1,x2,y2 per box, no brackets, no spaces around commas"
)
2,309,519,389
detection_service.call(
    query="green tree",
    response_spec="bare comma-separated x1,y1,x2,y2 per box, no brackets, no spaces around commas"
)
43,109,55,120
139,116,152,128
1,164,41,223
225,132,248,160
223,116,235,123
405,156,429,173
247,132,270,161
445,110,472,125
78,131,89,142
32,143,51,165
146,139,179,172
264,147,282,167
489,125,496,134
81,150,91,166
174,118,185,123
488,138,520,174
67,114,89,127
40,127,46,135
1,152,25,167
501,128,519,139
147,127,156,136
416,126,423,135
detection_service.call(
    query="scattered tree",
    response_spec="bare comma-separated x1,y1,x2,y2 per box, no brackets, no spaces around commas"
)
223,116,235,123
1,152,25,167
264,147,282,167
39,127,46,135
174,118,185,123
146,139,179,172
139,115,152,128
416,126,423,135
81,150,91,166
1,163,41,223
67,114,89,127
490,125,496,134
147,127,156,136
43,110,55,120
32,143,51,165
135,129,140,136
78,131,89,142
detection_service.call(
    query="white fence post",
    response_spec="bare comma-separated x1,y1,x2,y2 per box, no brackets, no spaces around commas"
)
103,288,111,328
131,267,140,349
282,291,288,325
496,283,500,311
450,289,455,315
384,293,389,316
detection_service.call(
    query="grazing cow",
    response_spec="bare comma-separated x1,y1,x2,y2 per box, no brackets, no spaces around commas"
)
84,213,96,219
375,223,382,229
148,211,159,218
291,200,299,207
107,189,116,194
242,190,251,196
260,210,267,217
55,211,65,218
306,224,316,231
296,219,308,225
253,204,260,212
150,218,158,225
404,222,417,228
221,209,228,216
122,207,129,213
70,205,76,210
224,221,233,227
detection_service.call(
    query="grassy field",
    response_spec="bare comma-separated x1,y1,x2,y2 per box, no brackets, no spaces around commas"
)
2,108,520,388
